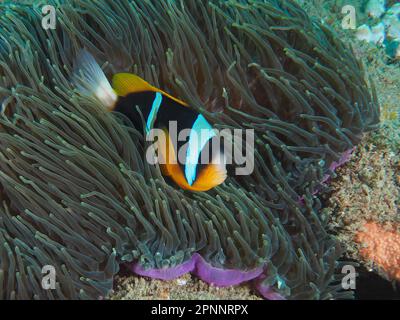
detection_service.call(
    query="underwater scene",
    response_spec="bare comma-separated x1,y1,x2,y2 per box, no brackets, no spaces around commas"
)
0,0,398,303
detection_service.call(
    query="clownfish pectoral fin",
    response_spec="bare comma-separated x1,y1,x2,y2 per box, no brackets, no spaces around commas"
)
157,129,226,192
192,164,227,191
191,152,227,191
112,73,189,107
72,49,117,110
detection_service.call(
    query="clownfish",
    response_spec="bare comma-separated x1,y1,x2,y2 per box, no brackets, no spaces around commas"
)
72,50,227,192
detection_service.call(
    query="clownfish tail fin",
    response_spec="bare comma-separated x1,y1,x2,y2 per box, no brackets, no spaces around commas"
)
72,49,117,110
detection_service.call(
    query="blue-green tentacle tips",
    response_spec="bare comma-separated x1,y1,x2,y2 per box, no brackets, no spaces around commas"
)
0,0,379,300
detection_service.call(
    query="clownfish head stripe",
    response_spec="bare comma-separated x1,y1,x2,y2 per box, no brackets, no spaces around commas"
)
185,114,216,186
159,129,227,192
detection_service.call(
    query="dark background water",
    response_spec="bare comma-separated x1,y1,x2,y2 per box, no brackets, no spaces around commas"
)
355,265,400,300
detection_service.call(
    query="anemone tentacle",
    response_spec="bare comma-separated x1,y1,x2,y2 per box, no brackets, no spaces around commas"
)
0,0,379,300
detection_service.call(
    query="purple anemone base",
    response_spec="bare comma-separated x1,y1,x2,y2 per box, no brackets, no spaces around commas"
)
131,253,263,286
129,148,355,300
130,253,284,300
299,147,355,203
323,147,355,184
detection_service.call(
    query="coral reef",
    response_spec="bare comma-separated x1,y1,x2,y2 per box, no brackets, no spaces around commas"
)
110,273,262,300
355,221,400,281
325,126,399,285
321,0,399,278
319,0,399,287
355,1,400,59
0,0,379,300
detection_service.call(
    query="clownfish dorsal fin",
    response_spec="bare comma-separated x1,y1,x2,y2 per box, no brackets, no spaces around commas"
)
112,73,155,96
112,73,188,106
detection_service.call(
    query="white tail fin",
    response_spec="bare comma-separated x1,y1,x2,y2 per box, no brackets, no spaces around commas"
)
72,49,117,110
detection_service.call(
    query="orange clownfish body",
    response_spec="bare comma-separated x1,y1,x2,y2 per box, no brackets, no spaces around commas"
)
73,50,227,191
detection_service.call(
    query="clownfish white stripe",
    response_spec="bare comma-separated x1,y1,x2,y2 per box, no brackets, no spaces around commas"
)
184,114,216,186
146,92,163,133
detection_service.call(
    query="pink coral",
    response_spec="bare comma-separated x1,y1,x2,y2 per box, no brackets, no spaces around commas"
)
355,221,400,281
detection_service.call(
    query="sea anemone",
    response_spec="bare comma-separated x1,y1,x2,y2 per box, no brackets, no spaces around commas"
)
0,0,379,300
